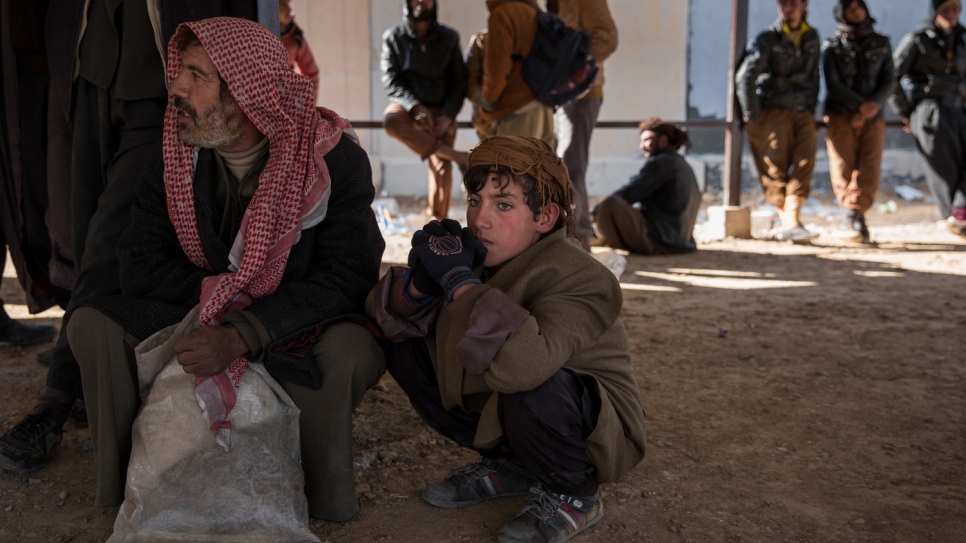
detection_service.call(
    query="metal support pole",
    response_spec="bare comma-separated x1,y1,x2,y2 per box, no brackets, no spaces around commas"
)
723,0,749,207
258,0,280,38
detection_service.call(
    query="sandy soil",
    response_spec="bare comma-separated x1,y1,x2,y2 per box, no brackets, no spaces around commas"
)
0,202,964,543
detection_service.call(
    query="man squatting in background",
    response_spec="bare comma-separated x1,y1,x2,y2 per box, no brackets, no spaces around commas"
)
382,0,469,221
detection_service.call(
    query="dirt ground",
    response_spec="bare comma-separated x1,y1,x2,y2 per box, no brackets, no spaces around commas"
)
0,201,964,543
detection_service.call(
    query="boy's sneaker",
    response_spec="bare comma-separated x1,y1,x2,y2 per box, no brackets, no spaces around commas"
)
0,410,63,475
498,487,604,543
422,458,538,509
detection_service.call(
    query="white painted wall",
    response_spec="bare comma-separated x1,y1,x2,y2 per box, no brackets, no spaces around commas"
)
286,0,930,198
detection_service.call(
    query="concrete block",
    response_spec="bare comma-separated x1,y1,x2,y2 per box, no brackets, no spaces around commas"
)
707,205,752,239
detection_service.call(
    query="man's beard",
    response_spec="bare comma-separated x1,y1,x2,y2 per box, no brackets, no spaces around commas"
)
173,95,244,150
410,6,433,22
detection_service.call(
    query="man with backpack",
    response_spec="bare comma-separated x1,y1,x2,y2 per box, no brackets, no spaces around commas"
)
551,0,618,252
480,0,554,144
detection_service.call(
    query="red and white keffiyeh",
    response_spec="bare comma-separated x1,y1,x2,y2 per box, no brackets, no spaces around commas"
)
162,17,353,448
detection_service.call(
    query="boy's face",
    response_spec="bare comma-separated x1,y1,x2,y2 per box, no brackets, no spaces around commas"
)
466,172,558,268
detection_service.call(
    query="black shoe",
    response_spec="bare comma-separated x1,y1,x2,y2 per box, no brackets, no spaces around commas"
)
0,320,57,347
0,410,63,475
833,210,870,244
34,347,56,367
422,458,538,509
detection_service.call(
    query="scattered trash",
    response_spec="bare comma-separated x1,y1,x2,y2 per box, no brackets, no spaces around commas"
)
717,328,730,338
894,185,925,202
878,200,898,214
593,250,627,279
372,199,413,235
370,197,399,216
751,209,778,232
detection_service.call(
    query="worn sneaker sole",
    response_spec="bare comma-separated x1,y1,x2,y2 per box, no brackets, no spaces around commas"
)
497,504,604,543
422,484,533,509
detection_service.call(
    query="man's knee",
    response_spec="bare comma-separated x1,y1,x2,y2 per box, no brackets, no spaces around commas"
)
312,322,386,396
383,111,409,139
595,195,626,224
67,307,120,351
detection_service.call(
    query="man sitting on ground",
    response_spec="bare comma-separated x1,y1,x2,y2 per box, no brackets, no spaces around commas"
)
594,118,701,255
367,136,647,543
67,17,385,523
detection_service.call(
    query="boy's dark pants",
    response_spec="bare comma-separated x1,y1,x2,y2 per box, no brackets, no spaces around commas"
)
386,338,601,497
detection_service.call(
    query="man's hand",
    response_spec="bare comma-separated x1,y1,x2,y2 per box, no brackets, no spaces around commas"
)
175,325,250,377
858,101,881,119
411,104,435,134
850,112,866,130
433,115,454,138
902,117,912,133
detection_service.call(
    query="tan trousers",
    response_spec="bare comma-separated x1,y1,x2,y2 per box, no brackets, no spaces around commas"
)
824,114,885,213
69,307,385,522
594,196,666,255
745,109,817,208
383,102,456,220
494,100,555,146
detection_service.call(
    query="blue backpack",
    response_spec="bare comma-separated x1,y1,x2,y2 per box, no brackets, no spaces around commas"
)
512,0,599,108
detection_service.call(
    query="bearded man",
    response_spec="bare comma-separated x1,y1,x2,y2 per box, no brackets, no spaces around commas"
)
67,18,386,522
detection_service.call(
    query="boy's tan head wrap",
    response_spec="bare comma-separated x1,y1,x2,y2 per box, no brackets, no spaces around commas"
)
467,136,577,238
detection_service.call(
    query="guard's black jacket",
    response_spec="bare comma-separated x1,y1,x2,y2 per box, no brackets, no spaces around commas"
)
736,19,821,120
380,0,467,117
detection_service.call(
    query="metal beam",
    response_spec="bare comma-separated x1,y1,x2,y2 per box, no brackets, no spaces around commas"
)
259,0,280,38
347,119,905,130
723,0,749,207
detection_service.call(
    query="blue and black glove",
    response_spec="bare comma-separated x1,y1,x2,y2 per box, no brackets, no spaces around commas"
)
408,219,487,300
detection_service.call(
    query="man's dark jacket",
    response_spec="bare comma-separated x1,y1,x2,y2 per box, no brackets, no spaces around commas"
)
822,30,894,117
889,20,966,119
88,137,385,390
380,0,467,117
736,19,821,120
609,147,701,254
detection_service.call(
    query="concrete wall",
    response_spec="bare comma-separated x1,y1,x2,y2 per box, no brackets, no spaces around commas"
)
290,0,689,198
287,0,930,200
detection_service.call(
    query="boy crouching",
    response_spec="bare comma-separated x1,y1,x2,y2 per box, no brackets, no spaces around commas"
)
367,136,646,543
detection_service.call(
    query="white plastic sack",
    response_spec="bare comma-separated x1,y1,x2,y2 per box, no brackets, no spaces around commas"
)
108,307,320,543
